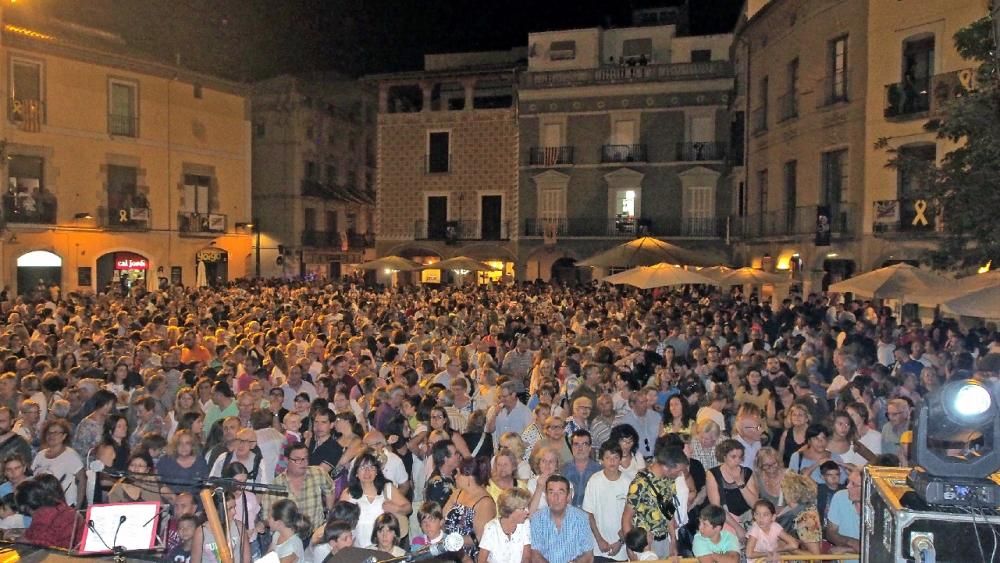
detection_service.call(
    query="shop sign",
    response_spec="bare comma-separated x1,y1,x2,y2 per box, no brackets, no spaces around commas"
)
114,253,148,270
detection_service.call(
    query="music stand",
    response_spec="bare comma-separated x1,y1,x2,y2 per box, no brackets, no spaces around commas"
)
78,502,162,561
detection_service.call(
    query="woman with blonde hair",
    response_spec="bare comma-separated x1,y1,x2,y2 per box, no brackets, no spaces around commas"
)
752,447,786,509
497,433,531,480
690,419,723,470
168,386,202,438
778,472,822,554
486,447,525,502
478,487,531,563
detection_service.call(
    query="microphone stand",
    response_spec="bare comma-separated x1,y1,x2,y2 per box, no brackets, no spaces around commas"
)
197,477,287,560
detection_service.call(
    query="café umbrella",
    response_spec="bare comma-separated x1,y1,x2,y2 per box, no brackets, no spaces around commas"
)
719,267,791,285
602,262,720,289
578,236,712,268
356,256,420,272
827,263,948,300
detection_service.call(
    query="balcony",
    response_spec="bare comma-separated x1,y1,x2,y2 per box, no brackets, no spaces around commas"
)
523,216,725,238
519,60,734,89
601,144,647,163
104,206,150,230
873,198,941,235
2,190,56,224
751,107,767,134
414,220,510,241
675,142,726,162
730,204,856,240
301,230,375,248
178,211,226,235
884,77,930,119
108,113,138,137
777,91,799,122
425,153,451,174
528,146,574,166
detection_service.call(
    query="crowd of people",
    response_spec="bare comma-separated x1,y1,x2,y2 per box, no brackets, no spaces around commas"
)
0,278,994,563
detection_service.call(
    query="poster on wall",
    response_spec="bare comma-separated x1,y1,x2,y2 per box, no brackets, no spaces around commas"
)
171,267,182,286
77,267,91,287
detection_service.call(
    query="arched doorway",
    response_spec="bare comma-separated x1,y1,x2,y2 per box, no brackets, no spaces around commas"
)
16,250,61,296
551,257,582,285
97,251,149,292
197,247,229,286
822,259,856,291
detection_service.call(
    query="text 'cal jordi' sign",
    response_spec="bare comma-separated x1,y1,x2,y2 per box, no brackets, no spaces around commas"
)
114,252,148,270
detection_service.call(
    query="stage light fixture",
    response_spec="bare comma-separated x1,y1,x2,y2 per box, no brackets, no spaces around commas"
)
908,379,1000,506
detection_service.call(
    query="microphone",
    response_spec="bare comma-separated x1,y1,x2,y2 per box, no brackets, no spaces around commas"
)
365,532,463,563
112,515,127,550
87,520,113,552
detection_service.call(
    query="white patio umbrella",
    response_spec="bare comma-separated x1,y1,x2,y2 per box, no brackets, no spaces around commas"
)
602,262,720,289
578,236,713,268
940,284,1000,319
827,263,948,301
720,267,791,285
195,260,207,288
911,270,1000,307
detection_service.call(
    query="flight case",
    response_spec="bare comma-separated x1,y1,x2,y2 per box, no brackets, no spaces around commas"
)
861,466,1000,562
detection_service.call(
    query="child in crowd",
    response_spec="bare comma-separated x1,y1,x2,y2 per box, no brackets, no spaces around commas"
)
746,499,799,562
625,527,658,561
164,514,198,563
817,460,844,525
692,505,740,562
410,501,445,549
0,494,24,530
320,519,354,560
372,513,406,557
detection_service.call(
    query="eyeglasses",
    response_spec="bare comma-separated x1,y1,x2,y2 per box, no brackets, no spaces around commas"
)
238,439,257,445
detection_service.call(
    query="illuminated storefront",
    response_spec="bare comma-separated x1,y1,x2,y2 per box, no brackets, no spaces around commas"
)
97,251,148,292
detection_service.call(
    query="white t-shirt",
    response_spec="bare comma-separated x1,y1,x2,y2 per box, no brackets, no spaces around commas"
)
582,471,630,560
382,450,408,487
271,532,305,563
479,518,531,563
857,429,883,457
32,447,84,506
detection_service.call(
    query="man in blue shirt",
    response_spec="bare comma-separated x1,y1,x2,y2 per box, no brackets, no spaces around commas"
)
563,429,601,507
826,469,862,563
530,475,594,563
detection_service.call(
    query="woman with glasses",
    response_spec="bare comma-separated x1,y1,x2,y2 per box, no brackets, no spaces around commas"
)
340,450,411,549
777,403,811,467
429,406,471,459
478,487,531,562
109,452,160,503
752,447,786,509
610,423,646,480
31,418,85,506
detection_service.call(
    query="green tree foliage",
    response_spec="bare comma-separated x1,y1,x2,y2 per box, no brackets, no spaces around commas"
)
875,16,1000,270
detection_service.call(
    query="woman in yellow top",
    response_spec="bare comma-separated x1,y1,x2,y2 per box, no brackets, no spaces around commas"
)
485,448,526,502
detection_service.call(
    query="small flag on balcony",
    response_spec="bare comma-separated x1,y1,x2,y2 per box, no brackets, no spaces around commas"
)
19,100,41,132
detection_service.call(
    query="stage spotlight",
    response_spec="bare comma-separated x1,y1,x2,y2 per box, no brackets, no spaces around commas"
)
908,379,1000,505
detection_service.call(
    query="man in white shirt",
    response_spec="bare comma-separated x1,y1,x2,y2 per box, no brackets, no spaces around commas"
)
363,430,409,496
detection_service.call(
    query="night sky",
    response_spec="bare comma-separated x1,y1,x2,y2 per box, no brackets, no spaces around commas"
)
39,0,742,80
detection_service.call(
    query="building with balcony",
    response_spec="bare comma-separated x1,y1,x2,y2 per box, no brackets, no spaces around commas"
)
369,49,521,283
0,8,252,294
517,15,735,282
732,0,986,292
251,73,376,279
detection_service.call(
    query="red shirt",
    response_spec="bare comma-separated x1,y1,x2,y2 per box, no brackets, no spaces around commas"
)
24,503,84,550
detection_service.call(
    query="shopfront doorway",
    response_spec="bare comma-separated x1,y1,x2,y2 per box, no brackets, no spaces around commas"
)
16,250,61,296
97,251,148,292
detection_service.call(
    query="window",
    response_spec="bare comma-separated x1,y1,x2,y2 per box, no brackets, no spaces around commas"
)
784,161,797,230
754,76,769,132
622,38,653,63
304,161,317,180
183,174,211,213
326,210,338,234
691,49,712,63
107,165,146,226
427,131,450,173
108,78,138,137
549,40,576,61
5,155,52,223
829,36,849,103
348,170,357,188
612,189,641,234
758,169,769,217
684,186,715,235
821,150,848,205
9,58,43,124
897,144,936,197
782,59,799,120
325,164,337,184
304,208,316,231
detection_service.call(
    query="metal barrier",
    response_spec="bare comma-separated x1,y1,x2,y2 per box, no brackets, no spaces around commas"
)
642,555,861,563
